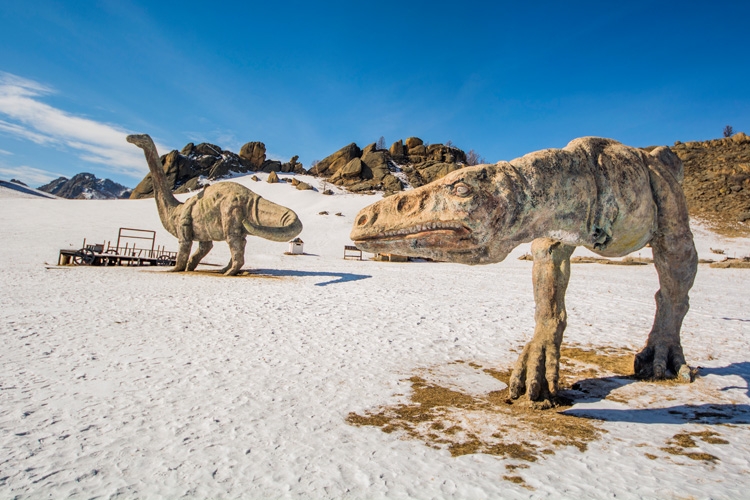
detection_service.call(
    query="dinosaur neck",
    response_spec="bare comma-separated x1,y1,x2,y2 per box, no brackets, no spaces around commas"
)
140,138,181,232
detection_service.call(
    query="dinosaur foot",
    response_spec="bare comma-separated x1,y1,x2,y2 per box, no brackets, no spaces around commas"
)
511,393,573,411
509,340,560,403
634,343,694,382
219,266,242,276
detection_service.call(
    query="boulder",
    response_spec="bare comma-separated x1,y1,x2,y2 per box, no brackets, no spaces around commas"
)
267,171,279,183
295,181,313,191
361,150,390,181
408,144,427,157
347,179,380,192
418,162,462,185
239,141,267,169
260,159,283,173
208,160,231,178
405,137,423,149
382,174,403,193
333,157,364,180
390,140,405,159
309,142,362,177
174,177,202,194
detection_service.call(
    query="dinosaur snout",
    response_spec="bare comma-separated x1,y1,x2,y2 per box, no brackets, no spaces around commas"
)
351,204,380,241
126,133,153,149
351,190,430,241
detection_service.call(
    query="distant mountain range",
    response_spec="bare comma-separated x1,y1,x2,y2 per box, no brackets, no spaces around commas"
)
38,173,132,199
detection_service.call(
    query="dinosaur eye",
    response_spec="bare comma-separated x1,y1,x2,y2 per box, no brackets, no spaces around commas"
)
453,183,471,197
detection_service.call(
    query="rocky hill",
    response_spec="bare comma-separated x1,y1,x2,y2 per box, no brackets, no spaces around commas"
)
130,141,304,199
38,173,132,199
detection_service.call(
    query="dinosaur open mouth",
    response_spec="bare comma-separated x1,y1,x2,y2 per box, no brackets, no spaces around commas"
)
355,221,470,242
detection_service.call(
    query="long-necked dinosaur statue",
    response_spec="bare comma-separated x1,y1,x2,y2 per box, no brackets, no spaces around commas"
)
127,134,302,276
350,137,697,404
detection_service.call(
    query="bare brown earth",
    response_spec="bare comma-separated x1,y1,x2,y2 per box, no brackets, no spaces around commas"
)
662,132,750,236
347,346,632,464
348,345,736,485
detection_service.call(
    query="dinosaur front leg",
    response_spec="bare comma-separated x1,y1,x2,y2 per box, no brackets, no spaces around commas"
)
509,238,575,402
221,235,246,276
186,241,213,271
172,240,193,272
634,229,697,381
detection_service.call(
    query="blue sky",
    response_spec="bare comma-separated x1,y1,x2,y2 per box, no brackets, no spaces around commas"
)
1,1,748,188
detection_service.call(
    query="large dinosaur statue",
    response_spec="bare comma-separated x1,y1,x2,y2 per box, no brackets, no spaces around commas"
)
350,137,697,403
127,134,302,275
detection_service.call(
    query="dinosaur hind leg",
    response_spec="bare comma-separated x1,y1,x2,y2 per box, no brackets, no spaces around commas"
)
634,229,697,380
186,241,213,271
634,165,698,381
221,236,246,276
509,238,575,403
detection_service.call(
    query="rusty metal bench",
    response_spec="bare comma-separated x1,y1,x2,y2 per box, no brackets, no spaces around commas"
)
343,245,362,260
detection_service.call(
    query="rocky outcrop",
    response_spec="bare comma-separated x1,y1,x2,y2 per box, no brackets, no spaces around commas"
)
239,142,266,169
38,173,132,199
309,143,361,177
130,140,305,199
312,137,470,195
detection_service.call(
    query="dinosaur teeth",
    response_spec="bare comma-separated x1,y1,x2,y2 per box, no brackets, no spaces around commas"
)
372,222,465,239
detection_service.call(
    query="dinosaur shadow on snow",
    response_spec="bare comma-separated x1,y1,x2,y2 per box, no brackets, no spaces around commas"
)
249,268,371,287
560,362,750,425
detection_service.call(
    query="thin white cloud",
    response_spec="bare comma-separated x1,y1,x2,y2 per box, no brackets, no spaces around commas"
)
0,119,52,145
0,164,65,185
0,72,166,179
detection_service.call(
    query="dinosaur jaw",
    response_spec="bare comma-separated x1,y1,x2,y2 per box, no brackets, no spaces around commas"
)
353,222,479,260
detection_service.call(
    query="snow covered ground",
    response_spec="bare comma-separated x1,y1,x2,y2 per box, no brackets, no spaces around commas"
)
1,173,749,499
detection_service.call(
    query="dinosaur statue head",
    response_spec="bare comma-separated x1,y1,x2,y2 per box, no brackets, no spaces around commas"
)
350,164,525,265
126,134,154,150
242,194,303,242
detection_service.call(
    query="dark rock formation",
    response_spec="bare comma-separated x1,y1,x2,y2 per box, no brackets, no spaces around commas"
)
38,173,132,199
312,137,470,195
130,140,305,199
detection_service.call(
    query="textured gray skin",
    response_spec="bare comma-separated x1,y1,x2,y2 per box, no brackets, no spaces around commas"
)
127,134,302,276
351,137,697,402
